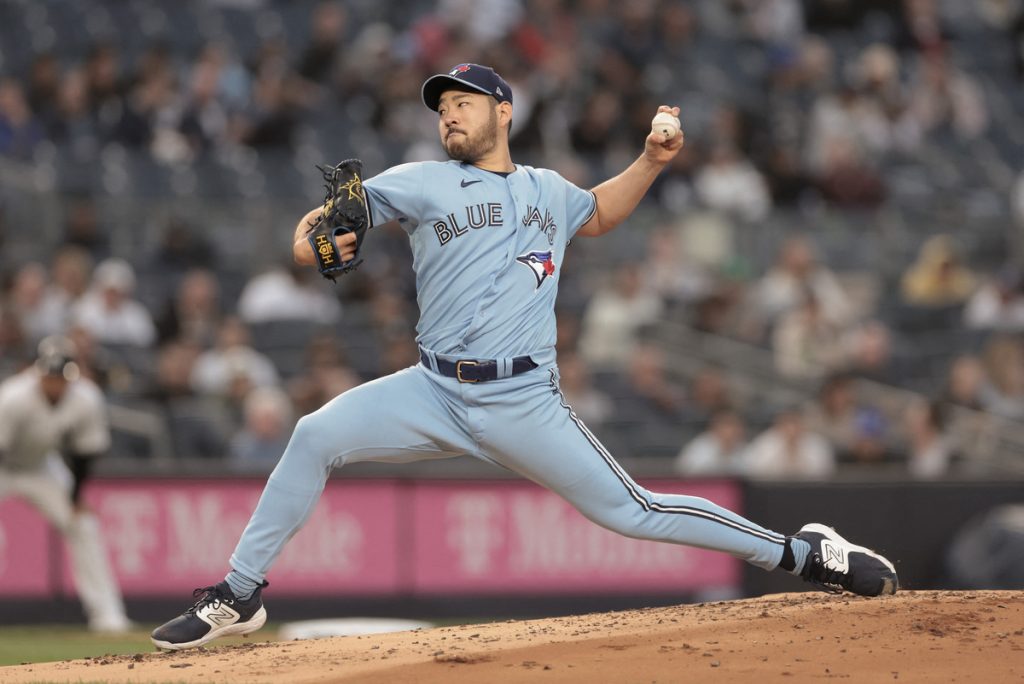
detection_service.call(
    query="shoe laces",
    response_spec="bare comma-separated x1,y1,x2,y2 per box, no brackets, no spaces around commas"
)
802,553,845,594
186,585,233,615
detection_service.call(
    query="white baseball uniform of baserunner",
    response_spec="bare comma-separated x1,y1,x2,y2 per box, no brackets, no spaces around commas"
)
0,369,129,631
228,160,788,585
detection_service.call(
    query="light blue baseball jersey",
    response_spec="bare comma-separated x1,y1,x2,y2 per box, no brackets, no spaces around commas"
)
362,161,596,359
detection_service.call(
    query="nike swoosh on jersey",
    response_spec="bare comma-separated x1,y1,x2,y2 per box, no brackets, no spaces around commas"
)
460,179,482,187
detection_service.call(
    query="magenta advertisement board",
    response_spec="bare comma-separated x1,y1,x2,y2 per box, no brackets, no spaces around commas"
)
411,480,740,593
0,478,740,598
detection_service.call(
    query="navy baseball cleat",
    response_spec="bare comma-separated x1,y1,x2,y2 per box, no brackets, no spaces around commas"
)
795,523,898,597
151,581,267,651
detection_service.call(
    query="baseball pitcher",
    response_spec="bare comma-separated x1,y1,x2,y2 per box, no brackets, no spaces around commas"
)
0,336,131,632
152,64,897,650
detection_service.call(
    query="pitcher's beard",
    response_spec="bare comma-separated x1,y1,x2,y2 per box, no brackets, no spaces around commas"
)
444,112,499,163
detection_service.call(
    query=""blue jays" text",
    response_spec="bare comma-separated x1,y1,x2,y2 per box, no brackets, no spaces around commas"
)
433,203,504,245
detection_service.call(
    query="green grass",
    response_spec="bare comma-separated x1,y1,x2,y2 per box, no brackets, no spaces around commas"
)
0,625,273,667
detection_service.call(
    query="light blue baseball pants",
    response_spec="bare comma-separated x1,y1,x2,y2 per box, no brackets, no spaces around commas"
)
229,361,787,582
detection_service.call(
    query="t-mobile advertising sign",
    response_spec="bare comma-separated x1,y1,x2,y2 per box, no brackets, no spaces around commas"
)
0,479,740,597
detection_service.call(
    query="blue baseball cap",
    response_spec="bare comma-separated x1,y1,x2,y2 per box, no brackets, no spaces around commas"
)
421,63,513,112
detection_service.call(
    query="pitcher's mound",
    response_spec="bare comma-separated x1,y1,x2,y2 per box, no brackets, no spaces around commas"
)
3,590,1022,683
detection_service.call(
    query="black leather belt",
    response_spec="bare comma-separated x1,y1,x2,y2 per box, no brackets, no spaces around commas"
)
420,349,538,383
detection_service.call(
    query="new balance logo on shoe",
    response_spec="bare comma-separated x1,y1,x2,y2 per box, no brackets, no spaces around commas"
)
199,604,240,628
822,541,847,572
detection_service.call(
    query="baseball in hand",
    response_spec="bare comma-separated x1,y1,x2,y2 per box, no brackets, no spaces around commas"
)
651,111,680,140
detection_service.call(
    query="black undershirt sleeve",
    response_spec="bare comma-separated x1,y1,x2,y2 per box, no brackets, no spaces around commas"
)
63,451,101,505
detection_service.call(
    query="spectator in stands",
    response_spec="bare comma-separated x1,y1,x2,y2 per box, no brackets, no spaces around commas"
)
906,51,988,140
675,408,748,477
803,373,859,457
941,354,987,411
579,263,663,369
694,143,772,222
111,49,177,152
557,352,613,430
904,398,955,479
691,284,745,338
50,67,99,149
642,227,714,306
9,262,49,343
842,320,902,385
683,364,735,428
147,217,218,288
287,365,361,419
772,289,847,381
297,2,348,84
176,46,240,160
764,145,816,208
72,258,156,347
964,266,1024,331
803,373,889,465
746,235,853,341
895,0,952,54
978,335,1024,420
84,43,125,116
236,41,303,149
743,406,836,478
65,324,111,390
612,343,687,454
156,269,223,347
854,43,921,153
806,81,891,174
230,386,295,470
33,246,94,339
62,196,109,262
238,263,342,325
739,0,805,51
26,52,61,128
815,137,886,209
900,234,976,307
146,340,200,405
570,89,624,157
191,317,279,400
0,78,43,160
144,338,233,459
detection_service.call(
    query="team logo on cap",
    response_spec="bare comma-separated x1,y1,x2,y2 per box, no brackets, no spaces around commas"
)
516,250,557,290
450,64,472,76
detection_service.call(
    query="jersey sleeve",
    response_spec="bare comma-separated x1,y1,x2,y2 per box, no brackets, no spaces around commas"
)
68,385,111,456
363,162,424,231
564,178,598,240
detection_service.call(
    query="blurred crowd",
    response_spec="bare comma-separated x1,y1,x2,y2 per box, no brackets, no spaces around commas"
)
1,0,1024,478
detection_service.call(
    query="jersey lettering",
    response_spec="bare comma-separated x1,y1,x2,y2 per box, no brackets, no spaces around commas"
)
448,212,468,238
434,221,453,245
467,204,486,228
523,205,558,245
433,203,504,245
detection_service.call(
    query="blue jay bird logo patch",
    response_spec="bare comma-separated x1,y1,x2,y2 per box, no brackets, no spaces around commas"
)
516,250,557,289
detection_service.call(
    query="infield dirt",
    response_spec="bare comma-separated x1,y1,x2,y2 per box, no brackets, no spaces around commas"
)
2,590,1021,683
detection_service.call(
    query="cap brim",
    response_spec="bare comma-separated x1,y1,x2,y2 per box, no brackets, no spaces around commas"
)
421,74,493,111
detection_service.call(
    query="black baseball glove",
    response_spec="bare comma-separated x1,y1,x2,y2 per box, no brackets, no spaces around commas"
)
306,159,369,281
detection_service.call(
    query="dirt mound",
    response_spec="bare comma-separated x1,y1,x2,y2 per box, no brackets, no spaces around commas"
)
3,591,1022,683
